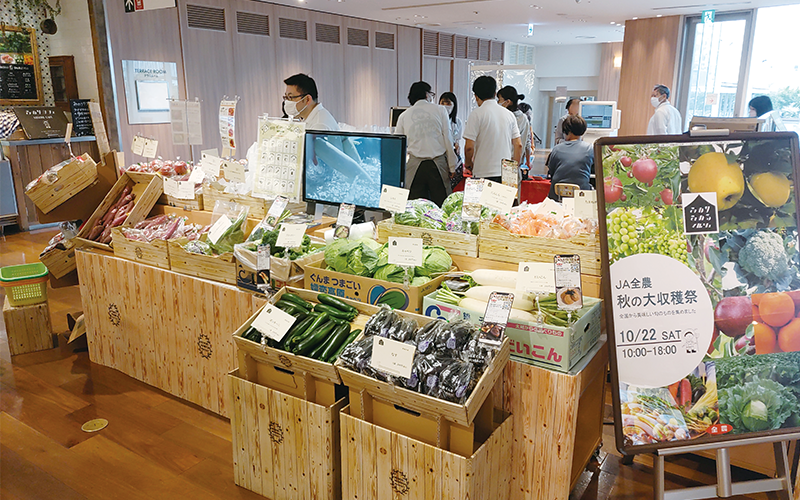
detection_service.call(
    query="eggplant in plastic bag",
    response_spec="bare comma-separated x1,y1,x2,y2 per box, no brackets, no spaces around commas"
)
386,317,418,342
438,359,476,403
338,336,374,372
363,306,399,338
462,331,495,372
421,356,458,397
415,319,446,354
435,320,478,356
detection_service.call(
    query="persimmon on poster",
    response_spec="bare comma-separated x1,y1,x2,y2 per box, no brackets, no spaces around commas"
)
596,132,800,454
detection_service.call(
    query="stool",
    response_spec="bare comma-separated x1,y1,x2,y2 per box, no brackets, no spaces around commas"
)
3,296,54,356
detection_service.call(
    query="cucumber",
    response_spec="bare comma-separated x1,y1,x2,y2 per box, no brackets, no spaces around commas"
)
281,293,314,310
313,303,355,320
275,301,304,316
280,314,314,348
318,323,352,361
325,329,361,363
308,323,347,360
293,320,336,355
317,294,358,314
286,312,328,349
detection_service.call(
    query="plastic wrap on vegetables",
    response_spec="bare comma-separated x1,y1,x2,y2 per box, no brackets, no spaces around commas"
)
462,332,494,371
415,319,446,354
435,319,477,356
439,359,476,403
423,357,459,397
385,317,418,342
419,208,446,231
364,307,401,338
183,240,213,255
338,336,374,373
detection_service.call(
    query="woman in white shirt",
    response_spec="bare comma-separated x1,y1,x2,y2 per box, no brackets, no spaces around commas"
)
498,86,532,181
439,91,464,188
395,82,456,206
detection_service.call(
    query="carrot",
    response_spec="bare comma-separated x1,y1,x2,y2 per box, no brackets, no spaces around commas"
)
679,378,692,408
668,381,680,403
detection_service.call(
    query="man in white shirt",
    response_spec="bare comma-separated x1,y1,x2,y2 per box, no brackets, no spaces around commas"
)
283,73,339,131
463,76,522,182
647,84,683,135
395,81,456,205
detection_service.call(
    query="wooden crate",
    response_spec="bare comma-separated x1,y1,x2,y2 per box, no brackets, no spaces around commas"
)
498,340,609,499
3,297,54,356
340,405,513,500
339,336,510,429
74,171,164,252
76,250,266,416
203,185,269,219
168,239,237,284
24,153,98,214
160,193,204,211
39,239,77,279
376,220,479,258
111,228,170,270
229,369,345,500
478,221,601,275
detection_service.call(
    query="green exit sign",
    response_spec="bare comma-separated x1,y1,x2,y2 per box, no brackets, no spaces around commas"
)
702,9,715,23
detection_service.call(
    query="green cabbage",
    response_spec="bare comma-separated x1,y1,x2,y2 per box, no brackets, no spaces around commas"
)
441,192,464,216
374,264,407,283
415,246,452,276
345,239,381,276
411,275,431,286
419,208,446,231
324,238,357,272
718,378,798,433
394,210,421,227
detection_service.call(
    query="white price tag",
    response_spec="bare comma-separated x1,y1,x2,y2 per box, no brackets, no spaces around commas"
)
561,197,575,217
334,203,355,239
163,177,179,197
207,215,232,245
188,167,205,184
371,336,416,379
175,181,195,200
480,292,514,346
65,123,72,144
554,255,582,311
574,190,597,220
131,135,144,156
265,196,289,228
201,153,221,178
223,160,246,184
479,180,516,213
461,178,484,222
142,138,158,158
388,237,423,267
251,305,296,342
379,185,410,213
275,223,306,248
517,262,556,294
257,244,271,271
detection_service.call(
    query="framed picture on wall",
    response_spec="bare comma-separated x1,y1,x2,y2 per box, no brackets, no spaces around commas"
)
121,60,179,124
0,25,44,106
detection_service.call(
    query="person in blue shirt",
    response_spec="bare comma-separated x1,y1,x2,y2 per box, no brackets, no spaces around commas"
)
546,115,594,201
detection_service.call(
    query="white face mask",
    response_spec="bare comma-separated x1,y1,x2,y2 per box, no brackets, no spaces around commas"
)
285,98,308,117
651,96,662,108
443,104,454,114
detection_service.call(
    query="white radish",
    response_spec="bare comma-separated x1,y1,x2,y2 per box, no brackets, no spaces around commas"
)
470,269,518,288
509,309,539,322
464,286,534,311
458,298,539,322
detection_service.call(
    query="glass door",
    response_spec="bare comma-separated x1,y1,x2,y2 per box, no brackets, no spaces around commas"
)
677,11,754,129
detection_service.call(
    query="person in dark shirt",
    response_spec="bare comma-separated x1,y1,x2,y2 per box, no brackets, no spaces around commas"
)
546,115,594,201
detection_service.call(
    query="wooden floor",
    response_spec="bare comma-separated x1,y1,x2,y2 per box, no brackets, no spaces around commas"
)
0,227,794,499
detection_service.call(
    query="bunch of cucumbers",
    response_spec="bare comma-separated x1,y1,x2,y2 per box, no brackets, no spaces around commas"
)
241,292,362,363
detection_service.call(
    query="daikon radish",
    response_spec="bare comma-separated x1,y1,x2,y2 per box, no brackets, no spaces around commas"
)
458,298,539,323
509,308,539,322
464,286,534,311
470,269,518,288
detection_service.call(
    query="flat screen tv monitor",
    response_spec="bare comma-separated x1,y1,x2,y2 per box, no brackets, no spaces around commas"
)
390,107,408,127
689,116,763,133
303,130,406,211
580,101,616,130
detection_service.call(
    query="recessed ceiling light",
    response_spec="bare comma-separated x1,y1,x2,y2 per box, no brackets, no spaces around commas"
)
657,14,662,17
632,16,638,19
610,21,615,24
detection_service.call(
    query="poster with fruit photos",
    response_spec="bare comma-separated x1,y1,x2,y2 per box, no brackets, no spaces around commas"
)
596,132,800,454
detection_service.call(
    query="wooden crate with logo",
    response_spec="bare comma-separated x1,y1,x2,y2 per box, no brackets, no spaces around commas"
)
376,220,479,258
25,153,98,214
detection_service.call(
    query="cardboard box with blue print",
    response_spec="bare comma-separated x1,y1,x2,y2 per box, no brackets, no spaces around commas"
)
422,294,603,372
302,261,449,314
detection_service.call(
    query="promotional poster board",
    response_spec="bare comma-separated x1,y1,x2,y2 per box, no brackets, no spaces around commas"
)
0,26,43,106
595,132,800,455
251,117,305,202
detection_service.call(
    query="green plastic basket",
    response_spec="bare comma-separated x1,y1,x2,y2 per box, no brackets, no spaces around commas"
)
1,263,49,307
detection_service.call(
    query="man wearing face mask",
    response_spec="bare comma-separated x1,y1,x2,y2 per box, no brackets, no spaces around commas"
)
646,84,683,135
283,73,339,131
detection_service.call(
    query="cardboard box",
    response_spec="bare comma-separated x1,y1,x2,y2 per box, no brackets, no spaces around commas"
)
303,261,449,314
235,244,325,295
422,294,602,372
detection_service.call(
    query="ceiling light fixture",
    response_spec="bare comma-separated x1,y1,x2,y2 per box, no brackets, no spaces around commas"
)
657,14,662,17
610,21,615,24
632,16,638,19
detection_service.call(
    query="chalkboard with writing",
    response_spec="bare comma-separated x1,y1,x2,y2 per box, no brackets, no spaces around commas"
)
70,99,94,137
0,26,43,105
13,106,69,139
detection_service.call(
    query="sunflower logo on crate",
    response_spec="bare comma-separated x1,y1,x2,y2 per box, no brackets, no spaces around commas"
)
268,421,284,444
390,469,410,495
108,303,121,326
197,333,213,359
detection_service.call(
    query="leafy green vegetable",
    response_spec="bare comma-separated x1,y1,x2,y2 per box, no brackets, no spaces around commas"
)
718,378,798,433
209,210,247,254
419,208,446,231
737,230,790,281
374,264,407,283
442,191,464,217
415,246,452,276
717,228,800,293
717,351,800,400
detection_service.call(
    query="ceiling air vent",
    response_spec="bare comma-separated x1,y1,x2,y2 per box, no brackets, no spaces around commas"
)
279,17,307,40
423,30,438,56
454,35,467,59
187,4,225,31
479,39,490,61
438,33,454,58
467,37,479,60
236,11,269,36
316,23,340,44
375,31,395,50
347,27,369,47
491,41,503,62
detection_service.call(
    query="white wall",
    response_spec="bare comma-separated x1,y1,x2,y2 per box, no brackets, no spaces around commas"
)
48,0,100,103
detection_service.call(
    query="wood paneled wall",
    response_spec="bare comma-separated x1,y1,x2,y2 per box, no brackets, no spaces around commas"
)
105,1,422,162
617,16,682,136
598,42,623,103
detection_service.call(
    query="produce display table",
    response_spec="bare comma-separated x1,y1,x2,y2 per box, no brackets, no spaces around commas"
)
76,249,265,416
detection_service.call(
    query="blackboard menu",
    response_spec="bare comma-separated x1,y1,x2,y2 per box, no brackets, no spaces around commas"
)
0,63,38,101
70,99,94,137
13,106,69,139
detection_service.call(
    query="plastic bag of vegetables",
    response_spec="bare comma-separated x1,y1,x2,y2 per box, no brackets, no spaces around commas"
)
207,201,250,254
